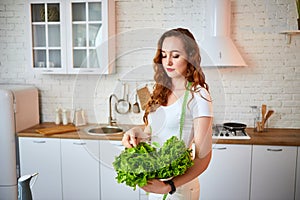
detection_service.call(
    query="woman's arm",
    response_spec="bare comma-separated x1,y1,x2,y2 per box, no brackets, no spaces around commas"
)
142,116,213,194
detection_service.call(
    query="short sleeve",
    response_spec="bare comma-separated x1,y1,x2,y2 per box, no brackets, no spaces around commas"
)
189,88,213,119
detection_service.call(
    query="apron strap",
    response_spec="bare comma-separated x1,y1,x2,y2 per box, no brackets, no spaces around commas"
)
179,82,192,140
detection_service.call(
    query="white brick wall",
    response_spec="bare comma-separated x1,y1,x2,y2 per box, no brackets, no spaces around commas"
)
0,0,299,128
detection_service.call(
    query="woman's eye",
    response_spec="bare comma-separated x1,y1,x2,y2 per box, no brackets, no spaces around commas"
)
173,54,180,58
161,54,167,58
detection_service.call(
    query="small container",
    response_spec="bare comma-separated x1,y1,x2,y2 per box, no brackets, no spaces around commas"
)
73,109,86,126
62,109,68,125
55,108,61,125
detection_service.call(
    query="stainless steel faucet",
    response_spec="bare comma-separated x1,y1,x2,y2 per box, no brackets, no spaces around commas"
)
109,94,118,126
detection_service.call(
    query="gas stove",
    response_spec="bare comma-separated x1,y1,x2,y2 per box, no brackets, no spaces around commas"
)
212,124,250,140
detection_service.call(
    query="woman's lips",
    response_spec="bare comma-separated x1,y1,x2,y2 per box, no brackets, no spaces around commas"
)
166,68,175,72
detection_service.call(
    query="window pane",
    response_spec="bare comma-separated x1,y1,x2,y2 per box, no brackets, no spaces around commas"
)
49,50,61,68
48,25,60,47
33,50,46,68
47,3,60,22
89,49,99,68
73,50,87,68
32,25,46,47
88,2,101,21
73,24,86,47
72,3,86,21
31,4,44,22
88,24,101,47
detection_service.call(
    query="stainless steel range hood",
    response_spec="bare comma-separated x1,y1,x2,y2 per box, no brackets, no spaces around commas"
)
201,0,247,67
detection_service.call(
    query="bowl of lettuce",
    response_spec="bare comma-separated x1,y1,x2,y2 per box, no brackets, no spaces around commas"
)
112,136,193,190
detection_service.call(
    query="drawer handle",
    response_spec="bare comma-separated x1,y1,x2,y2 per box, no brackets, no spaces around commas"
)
213,147,227,150
80,70,94,73
113,144,123,147
73,142,86,145
33,140,46,144
267,148,283,152
42,70,54,73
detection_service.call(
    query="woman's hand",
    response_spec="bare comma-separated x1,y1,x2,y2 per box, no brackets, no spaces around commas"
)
141,179,171,194
122,127,149,148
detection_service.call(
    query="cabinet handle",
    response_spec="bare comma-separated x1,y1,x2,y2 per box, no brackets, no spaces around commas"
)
213,147,227,150
42,70,54,73
111,143,125,150
73,142,86,145
267,148,283,152
33,140,46,144
112,144,123,147
80,70,94,73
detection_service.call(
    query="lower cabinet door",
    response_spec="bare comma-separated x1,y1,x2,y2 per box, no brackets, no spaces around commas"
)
19,137,62,200
199,144,252,200
61,139,100,200
250,145,297,200
99,140,140,200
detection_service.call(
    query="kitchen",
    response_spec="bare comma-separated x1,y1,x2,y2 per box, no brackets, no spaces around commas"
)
0,0,300,200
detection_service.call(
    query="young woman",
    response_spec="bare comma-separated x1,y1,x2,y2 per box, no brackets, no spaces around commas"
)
122,28,213,200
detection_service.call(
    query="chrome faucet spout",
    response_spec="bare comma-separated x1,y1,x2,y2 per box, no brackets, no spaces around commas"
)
109,94,118,126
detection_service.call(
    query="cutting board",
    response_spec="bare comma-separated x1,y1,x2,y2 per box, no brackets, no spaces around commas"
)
137,86,151,110
36,125,78,135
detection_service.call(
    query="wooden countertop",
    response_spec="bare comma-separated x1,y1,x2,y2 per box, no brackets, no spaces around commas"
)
17,122,140,141
18,122,300,146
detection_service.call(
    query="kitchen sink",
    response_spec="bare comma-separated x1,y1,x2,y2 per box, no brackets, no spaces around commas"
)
86,125,123,135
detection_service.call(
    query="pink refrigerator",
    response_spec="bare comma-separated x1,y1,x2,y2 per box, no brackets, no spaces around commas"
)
0,84,39,200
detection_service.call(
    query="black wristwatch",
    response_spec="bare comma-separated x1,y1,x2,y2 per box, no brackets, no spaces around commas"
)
164,179,176,194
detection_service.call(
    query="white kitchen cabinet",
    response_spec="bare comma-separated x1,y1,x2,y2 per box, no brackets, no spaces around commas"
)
294,146,300,200
27,0,115,74
19,137,62,200
199,144,252,200
250,145,297,200
99,140,140,200
61,139,100,200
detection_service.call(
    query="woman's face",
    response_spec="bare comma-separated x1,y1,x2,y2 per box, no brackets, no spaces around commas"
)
161,36,188,79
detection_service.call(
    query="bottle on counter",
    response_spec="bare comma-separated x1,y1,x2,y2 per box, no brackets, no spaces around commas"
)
55,108,61,125
62,109,68,125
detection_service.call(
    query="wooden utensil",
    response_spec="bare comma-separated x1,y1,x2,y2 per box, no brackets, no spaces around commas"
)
263,110,274,124
261,104,267,128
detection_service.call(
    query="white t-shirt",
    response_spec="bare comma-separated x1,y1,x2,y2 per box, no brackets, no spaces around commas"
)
149,87,213,148
147,87,213,200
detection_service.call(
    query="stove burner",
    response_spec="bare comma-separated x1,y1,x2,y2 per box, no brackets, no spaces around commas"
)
212,124,250,139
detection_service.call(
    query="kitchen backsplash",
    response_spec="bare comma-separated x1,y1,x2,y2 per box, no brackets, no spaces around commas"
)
0,0,299,128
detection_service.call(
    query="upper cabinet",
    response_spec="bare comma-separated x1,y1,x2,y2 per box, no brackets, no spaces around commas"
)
27,0,116,74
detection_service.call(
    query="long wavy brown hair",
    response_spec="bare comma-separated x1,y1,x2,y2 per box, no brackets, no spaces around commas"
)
143,28,209,125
